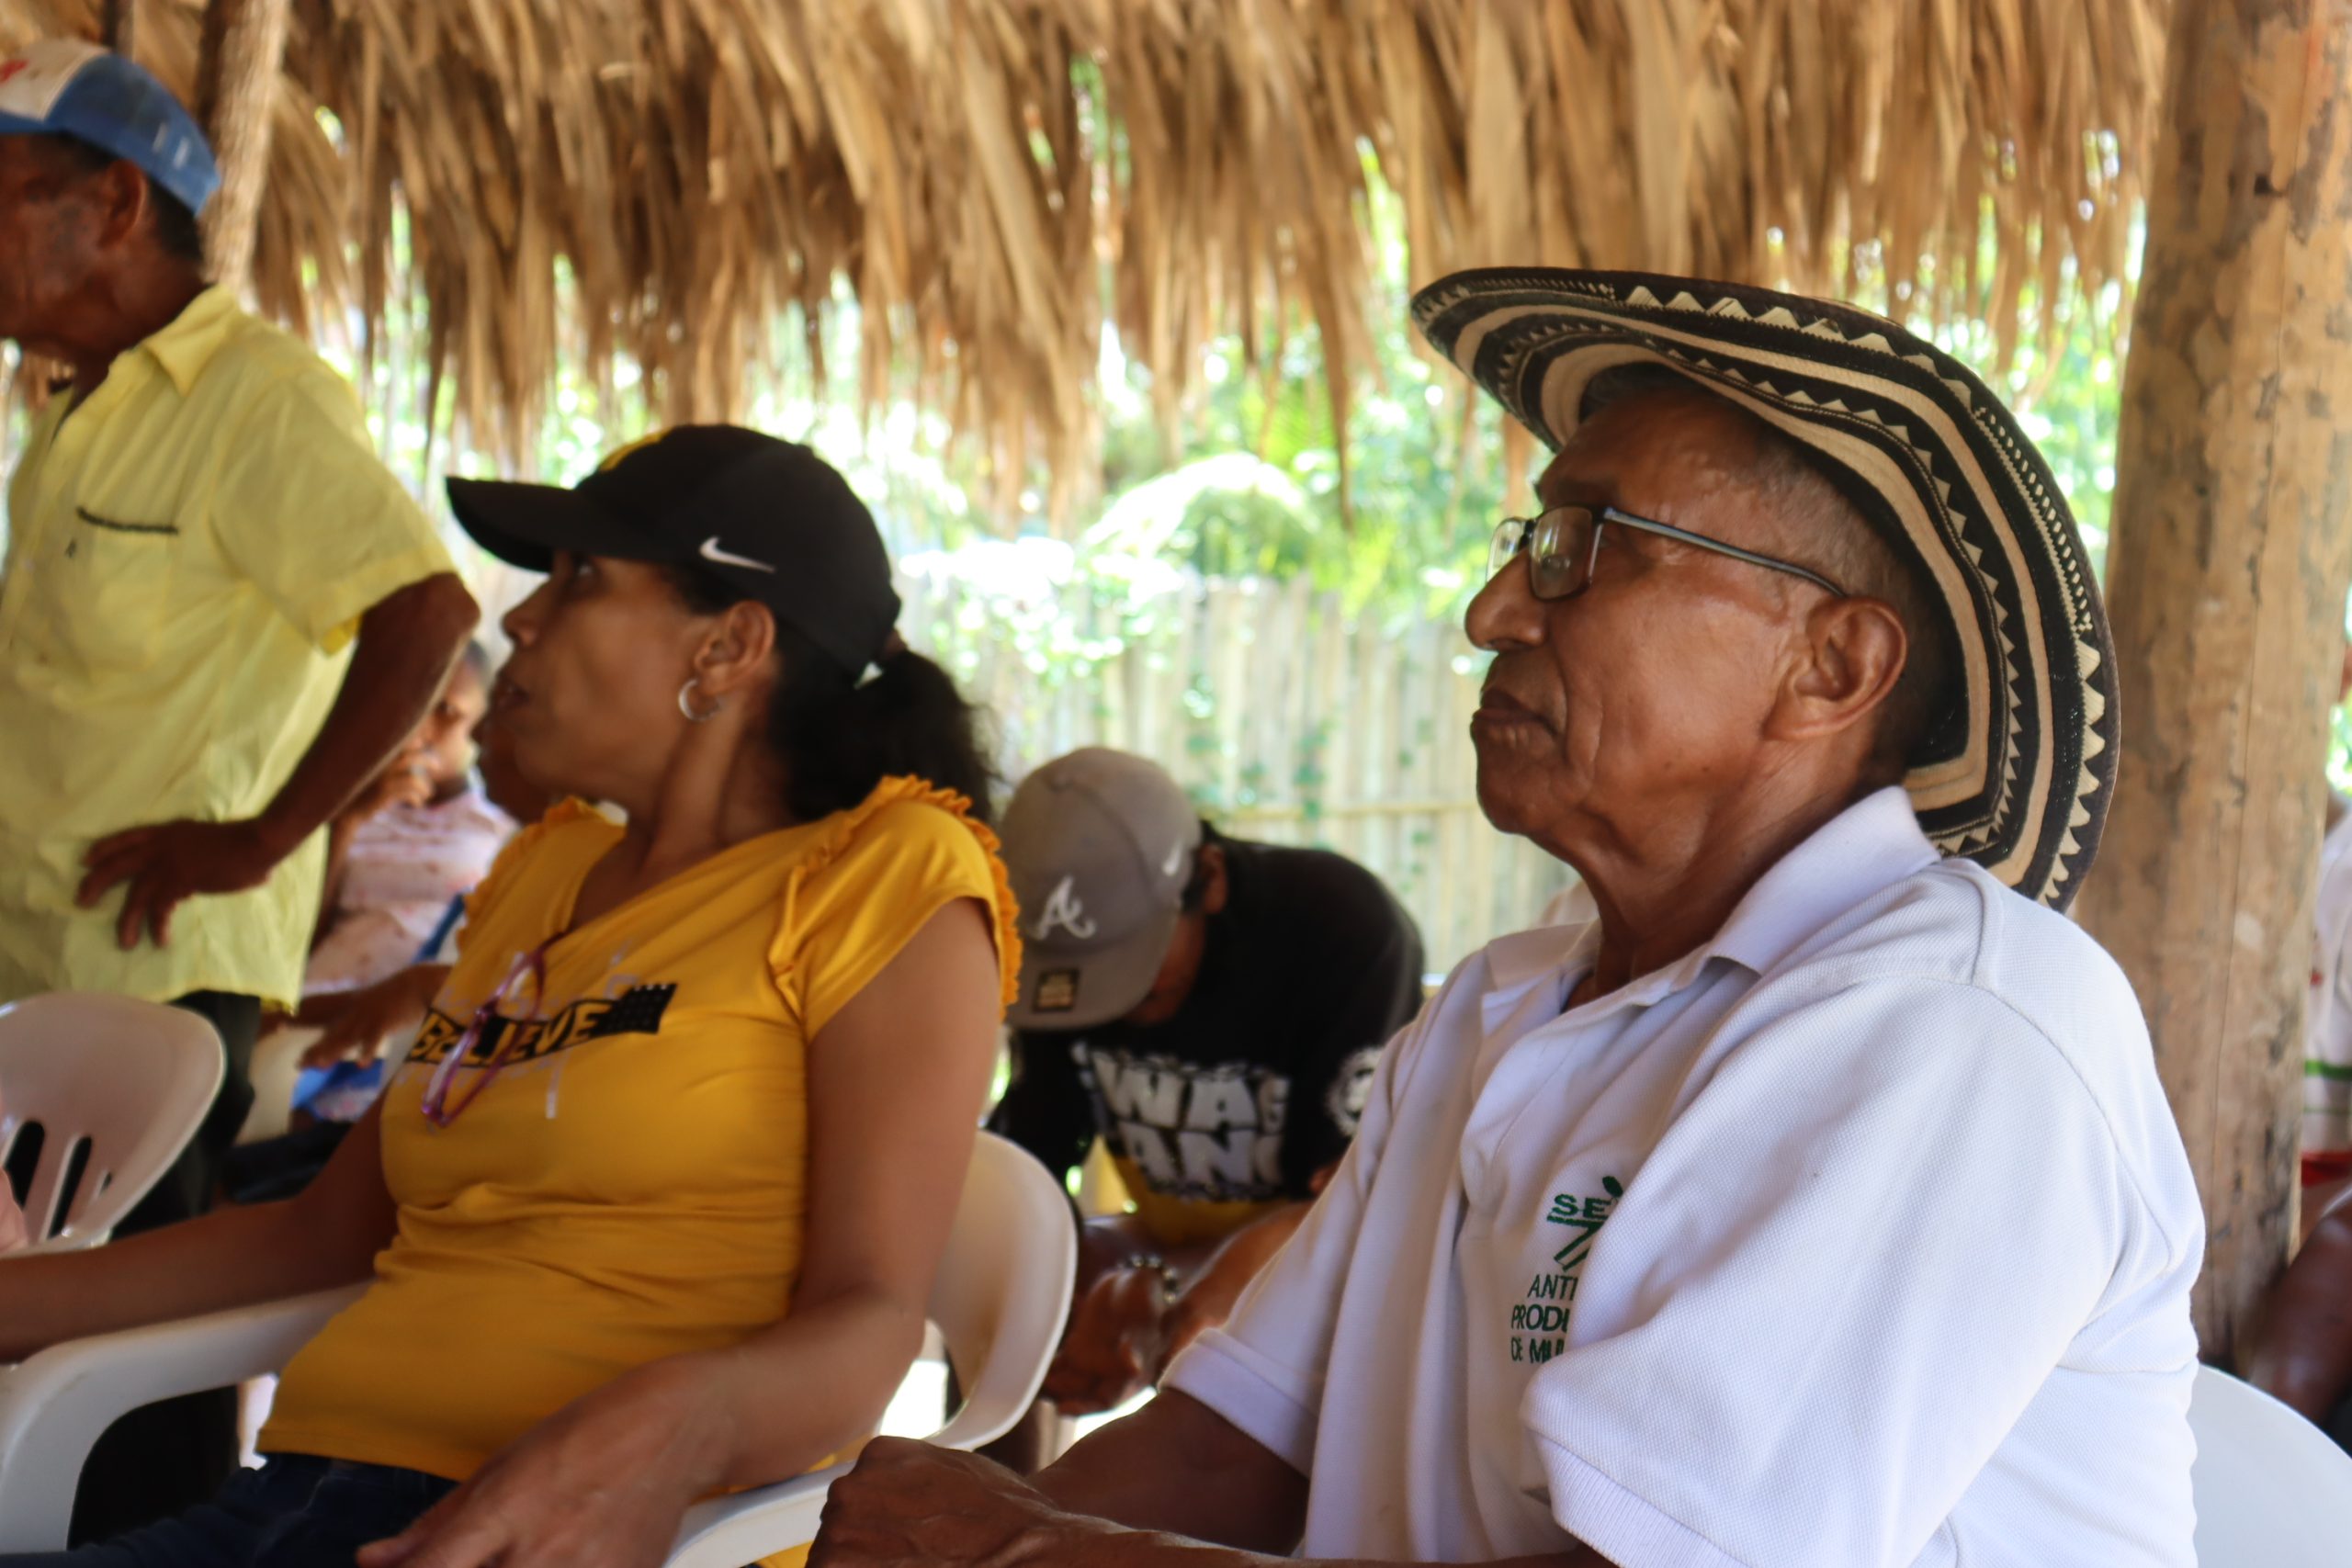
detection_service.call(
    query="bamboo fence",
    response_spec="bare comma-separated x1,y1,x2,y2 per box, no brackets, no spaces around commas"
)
902,568,1577,973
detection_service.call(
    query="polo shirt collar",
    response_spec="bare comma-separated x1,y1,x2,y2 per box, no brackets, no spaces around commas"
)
137,286,240,397
1707,786,1939,975
1482,785,1939,1016
1485,921,1593,1002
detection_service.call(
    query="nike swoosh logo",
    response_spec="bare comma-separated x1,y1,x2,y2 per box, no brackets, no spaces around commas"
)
698,536,776,573
1162,842,1187,878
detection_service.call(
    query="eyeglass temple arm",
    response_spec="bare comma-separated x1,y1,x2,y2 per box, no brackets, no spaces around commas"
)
1600,508,1849,598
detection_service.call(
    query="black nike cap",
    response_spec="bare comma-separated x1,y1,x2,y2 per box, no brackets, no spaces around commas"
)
446,425,902,672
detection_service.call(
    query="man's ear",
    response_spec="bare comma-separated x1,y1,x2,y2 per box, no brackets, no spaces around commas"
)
692,601,780,700
1771,595,1908,745
1199,844,1230,917
96,162,152,249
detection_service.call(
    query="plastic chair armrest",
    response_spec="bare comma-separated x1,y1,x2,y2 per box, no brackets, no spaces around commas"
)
662,1372,1064,1568
12,1229,116,1257
0,1287,362,1552
663,1469,843,1568
662,1213,1074,1568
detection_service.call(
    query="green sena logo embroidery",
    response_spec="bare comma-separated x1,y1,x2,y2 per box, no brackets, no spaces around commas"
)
1508,1175,1623,1367
404,983,677,1069
1544,1173,1624,1270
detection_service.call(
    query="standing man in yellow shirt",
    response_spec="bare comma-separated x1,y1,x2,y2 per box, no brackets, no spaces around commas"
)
0,39,477,1540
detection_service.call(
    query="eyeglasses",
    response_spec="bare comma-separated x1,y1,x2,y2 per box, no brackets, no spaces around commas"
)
1488,505,1849,603
419,941,549,1127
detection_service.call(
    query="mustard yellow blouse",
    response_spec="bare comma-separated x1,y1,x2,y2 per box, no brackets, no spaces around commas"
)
264,778,1018,1506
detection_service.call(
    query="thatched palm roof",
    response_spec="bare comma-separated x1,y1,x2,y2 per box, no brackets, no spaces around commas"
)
1,0,2164,488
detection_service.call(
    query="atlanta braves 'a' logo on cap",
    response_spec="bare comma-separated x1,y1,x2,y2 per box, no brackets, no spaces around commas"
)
1031,876,1099,942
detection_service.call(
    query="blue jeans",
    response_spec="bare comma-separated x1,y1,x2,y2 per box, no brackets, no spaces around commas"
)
0,1456,457,1568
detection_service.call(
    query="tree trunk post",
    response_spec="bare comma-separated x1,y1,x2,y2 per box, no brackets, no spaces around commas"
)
2076,0,2352,1359
100,0,135,60
194,0,291,294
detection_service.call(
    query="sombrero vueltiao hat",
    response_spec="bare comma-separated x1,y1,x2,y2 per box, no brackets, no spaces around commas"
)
1412,268,2117,910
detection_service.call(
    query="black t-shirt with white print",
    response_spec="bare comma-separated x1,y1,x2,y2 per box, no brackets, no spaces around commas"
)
990,829,1426,1247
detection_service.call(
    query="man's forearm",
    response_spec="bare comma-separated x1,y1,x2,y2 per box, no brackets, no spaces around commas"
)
255,573,476,857
1047,1539,1603,1568
1034,1395,1602,1568
810,1400,1608,1568
1034,1393,1305,1550
314,812,367,939
1183,1202,1311,1289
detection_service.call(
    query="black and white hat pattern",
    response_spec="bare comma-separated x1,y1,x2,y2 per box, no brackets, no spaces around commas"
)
1413,267,2117,909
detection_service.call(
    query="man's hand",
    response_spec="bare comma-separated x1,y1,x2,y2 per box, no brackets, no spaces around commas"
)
810,1438,1120,1568
1044,1264,1169,1415
72,573,474,956
77,818,291,949
357,1363,721,1568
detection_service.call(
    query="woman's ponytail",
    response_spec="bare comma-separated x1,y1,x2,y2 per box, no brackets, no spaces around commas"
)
772,630,998,824
668,565,998,824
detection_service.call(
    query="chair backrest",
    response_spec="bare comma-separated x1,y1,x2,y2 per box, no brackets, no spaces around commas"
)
662,1133,1074,1568
2188,1363,2352,1565
927,1130,1079,1450
0,993,222,1250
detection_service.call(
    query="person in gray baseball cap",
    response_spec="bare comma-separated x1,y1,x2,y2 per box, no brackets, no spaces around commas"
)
988,748,1424,1457
1001,749,1208,1033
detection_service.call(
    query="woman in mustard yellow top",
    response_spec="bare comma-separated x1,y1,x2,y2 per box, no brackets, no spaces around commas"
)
0,429,1023,1568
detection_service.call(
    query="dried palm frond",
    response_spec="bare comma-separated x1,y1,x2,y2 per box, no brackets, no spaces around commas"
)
0,0,2164,509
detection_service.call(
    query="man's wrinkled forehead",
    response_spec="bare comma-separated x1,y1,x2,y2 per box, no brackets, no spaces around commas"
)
1533,447,1599,510
1533,387,1754,513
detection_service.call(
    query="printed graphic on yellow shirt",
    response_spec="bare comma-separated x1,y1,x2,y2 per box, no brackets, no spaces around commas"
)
405,983,677,1068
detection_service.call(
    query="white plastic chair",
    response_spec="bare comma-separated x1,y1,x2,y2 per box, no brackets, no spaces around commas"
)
235,1025,322,1147
2188,1363,2352,1565
0,993,224,1253
0,1130,1074,1562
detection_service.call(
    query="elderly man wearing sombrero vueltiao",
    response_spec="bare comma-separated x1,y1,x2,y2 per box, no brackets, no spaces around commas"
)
808,272,2202,1568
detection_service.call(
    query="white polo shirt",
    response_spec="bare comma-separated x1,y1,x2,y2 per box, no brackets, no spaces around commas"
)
1165,787,2201,1568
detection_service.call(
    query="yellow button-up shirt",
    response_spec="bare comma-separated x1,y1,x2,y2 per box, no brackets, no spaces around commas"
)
0,288,456,1009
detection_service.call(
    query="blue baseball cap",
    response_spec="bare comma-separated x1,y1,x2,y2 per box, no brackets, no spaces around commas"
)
0,39,219,215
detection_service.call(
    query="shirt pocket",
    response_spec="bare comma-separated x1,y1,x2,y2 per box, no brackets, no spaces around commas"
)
28,505,184,675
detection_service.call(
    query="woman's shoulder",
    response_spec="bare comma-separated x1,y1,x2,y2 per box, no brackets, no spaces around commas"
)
465,798,620,913
781,776,1022,1001
797,776,1004,884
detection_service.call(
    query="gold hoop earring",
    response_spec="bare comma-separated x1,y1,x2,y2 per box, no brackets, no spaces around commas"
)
677,677,722,724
